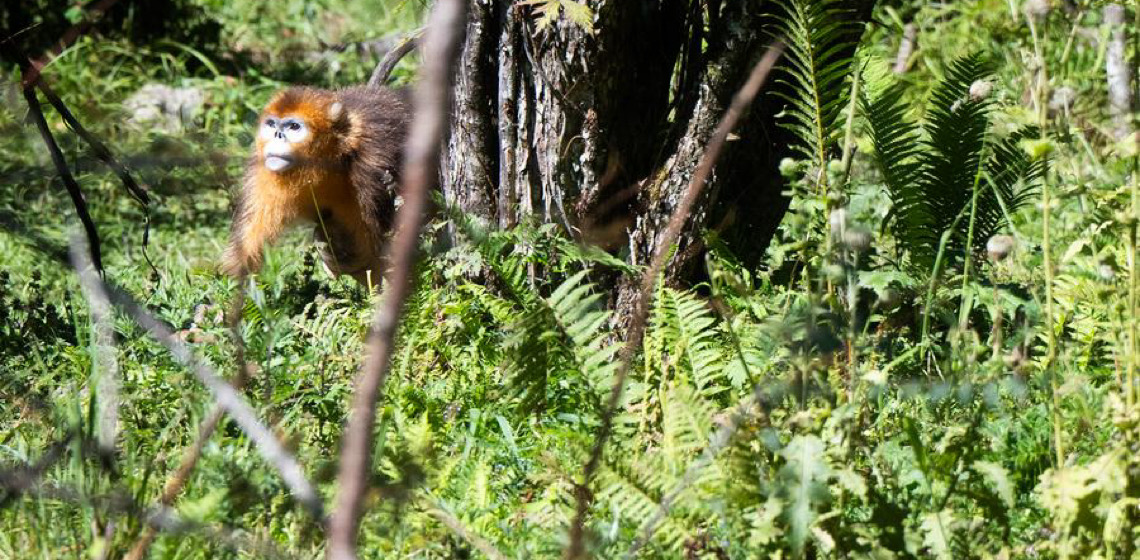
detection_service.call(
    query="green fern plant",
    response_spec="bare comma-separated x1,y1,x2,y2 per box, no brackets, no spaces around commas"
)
477,241,618,412
863,53,1045,271
770,0,864,192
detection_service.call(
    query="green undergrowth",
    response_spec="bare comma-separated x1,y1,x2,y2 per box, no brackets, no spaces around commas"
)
2,0,1139,558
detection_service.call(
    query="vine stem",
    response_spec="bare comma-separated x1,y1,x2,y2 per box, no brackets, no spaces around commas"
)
1028,13,1064,467
958,122,992,333
1129,3,1140,411
1129,147,1139,410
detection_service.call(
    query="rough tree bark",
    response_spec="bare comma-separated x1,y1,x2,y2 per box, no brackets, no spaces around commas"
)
441,0,870,317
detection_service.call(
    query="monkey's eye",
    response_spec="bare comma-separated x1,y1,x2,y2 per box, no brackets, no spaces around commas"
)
265,118,278,128
280,119,309,143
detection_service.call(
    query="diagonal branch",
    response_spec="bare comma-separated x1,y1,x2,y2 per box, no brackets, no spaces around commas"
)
37,78,154,275
3,0,153,277
21,84,105,273
326,1,468,558
124,288,252,560
69,235,324,520
564,41,785,560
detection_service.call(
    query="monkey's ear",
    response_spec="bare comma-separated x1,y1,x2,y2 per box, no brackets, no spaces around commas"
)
327,101,344,122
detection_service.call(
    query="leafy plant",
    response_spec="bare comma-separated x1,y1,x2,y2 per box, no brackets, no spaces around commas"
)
770,0,864,192
863,53,1045,271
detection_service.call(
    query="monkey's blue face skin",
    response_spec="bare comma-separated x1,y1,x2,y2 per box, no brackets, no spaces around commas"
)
260,116,310,172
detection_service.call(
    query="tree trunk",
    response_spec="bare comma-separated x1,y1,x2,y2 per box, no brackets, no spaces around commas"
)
1104,4,1134,140
441,0,869,318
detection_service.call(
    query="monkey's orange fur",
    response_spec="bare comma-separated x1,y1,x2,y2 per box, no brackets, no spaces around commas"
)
222,86,410,284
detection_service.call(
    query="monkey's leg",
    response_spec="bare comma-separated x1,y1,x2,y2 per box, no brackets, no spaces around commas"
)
312,214,384,290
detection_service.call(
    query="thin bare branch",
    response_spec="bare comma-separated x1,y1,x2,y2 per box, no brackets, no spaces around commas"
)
893,23,917,74
2,1,153,276
326,1,467,558
564,41,786,559
39,78,155,274
368,28,424,87
126,286,252,560
68,235,323,520
70,237,120,454
34,79,150,206
123,406,223,560
19,84,104,272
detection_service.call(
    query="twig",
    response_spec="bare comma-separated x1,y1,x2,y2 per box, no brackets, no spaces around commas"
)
326,1,467,558
3,1,154,277
893,23,917,74
70,237,323,520
20,83,104,273
368,28,424,87
564,41,785,559
111,288,323,514
39,79,155,275
124,279,251,560
122,407,224,560
70,237,120,454
34,79,150,209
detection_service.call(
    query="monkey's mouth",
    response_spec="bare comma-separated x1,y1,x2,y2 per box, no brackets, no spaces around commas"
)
264,155,294,172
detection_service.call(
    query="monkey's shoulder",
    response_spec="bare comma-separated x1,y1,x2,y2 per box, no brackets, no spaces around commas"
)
336,86,412,133
336,86,410,181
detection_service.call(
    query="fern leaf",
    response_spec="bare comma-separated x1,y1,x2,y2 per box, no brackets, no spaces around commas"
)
770,0,863,183
865,53,1041,271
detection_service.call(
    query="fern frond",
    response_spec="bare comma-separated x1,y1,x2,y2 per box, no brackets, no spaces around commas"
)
976,127,1046,249
549,271,622,393
597,458,694,552
911,53,995,264
770,0,863,181
862,68,922,232
671,290,726,396
865,53,1040,271
501,270,619,412
646,287,731,398
661,383,717,462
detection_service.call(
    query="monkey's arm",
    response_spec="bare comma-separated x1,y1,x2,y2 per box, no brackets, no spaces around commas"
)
221,183,293,277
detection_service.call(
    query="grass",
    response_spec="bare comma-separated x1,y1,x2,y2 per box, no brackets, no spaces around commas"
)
1,0,1138,558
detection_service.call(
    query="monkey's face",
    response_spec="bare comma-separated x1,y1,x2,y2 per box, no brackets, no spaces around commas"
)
259,116,310,172
256,88,345,175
